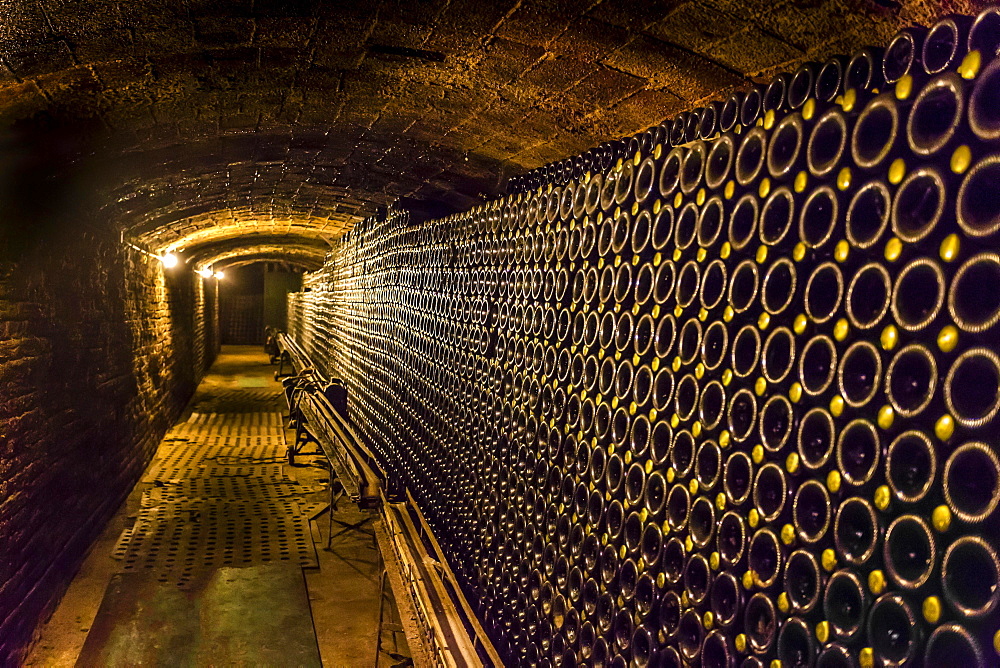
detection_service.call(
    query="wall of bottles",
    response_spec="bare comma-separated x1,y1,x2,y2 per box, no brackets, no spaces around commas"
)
288,9,1000,666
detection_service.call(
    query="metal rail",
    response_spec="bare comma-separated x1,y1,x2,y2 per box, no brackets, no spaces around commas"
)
272,333,500,668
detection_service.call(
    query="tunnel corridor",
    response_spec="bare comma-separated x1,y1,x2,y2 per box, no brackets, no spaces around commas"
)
26,346,398,666
2,0,1000,666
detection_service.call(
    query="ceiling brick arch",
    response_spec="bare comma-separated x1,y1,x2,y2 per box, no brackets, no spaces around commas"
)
211,250,325,272
182,235,330,270
0,0,967,262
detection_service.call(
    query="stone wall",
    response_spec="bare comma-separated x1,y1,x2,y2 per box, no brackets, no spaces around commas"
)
0,225,218,664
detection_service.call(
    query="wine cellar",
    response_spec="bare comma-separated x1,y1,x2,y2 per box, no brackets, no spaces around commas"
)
5,1,1000,666
285,9,1000,666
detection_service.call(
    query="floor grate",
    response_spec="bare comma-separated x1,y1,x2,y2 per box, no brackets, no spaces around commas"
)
161,433,286,445
186,412,285,427
141,477,315,506
173,426,285,439
111,521,136,561
119,500,318,588
188,391,284,414
120,403,325,588
143,444,287,481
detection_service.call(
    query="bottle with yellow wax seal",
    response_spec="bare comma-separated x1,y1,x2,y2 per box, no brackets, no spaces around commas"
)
707,569,743,630
851,91,906,172
746,526,784,592
818,640,864,668
906,71,970,159
776,616,818,667
767,111,810,182
744,591,780,654
867,592,922,665
312,14,1000,665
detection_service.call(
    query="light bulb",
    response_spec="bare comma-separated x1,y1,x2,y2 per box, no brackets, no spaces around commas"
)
214,271,225,280
161,252,178,268
197,268,213,278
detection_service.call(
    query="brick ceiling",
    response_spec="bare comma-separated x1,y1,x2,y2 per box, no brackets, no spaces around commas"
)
0,0,965,268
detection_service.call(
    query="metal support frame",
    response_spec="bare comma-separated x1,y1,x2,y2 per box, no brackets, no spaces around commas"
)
374,546,411,668
274,351,294,379
288,413,324,464
273,333,500,667
293,411,373,550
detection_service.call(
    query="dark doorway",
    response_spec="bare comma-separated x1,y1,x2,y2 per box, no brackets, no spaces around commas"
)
219,263,304,344
219,265,264,345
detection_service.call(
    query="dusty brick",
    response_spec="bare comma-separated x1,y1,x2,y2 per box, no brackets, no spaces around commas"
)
604,35,747,101
587,0,683,30
563,64,645,110
646,2,746,53
495,1,575,47
519,55,596,93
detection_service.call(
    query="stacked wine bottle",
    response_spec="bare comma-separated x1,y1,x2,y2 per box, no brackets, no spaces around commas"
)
287,7,1000,666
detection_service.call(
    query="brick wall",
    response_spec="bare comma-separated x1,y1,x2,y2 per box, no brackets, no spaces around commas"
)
0,225,218,664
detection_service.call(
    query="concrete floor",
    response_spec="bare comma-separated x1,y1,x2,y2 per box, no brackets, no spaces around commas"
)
26,346,409,667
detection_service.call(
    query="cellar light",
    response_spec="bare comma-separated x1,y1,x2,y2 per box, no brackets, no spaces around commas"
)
197,268,214,279
214,271,225,280
161,252,179,268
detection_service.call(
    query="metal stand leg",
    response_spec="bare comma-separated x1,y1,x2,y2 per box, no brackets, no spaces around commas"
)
274,352,293,380
374,553,387,668
287,419,325,465
327,480,344,550
328,514,373,543
373,548,407,668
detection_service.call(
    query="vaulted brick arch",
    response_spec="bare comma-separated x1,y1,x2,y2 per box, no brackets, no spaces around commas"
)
184,236,329,271
0,0,966,263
